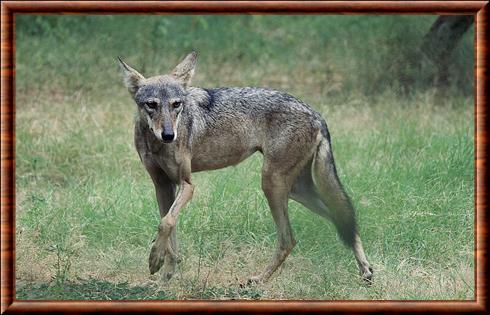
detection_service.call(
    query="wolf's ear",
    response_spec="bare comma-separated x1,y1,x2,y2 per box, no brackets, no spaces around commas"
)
118,57,145,96
171,51,197,88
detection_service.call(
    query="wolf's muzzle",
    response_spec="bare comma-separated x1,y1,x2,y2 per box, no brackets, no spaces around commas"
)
161,122,175,143
161,130,175,143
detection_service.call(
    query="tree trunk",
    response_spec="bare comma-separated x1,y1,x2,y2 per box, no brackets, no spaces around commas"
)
421,16,473,89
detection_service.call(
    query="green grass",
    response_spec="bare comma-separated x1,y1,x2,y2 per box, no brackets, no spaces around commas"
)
15,91,474,300
15,15,474,300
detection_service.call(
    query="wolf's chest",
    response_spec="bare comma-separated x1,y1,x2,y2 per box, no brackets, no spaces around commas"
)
136,137,183,183
151,147,184,182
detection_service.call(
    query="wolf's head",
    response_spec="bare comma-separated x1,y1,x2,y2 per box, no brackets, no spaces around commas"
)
118,52,197,143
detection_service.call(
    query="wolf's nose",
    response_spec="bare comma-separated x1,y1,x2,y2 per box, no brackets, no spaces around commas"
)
162,131,175,142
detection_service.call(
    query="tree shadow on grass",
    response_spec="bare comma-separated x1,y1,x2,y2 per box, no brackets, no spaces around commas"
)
16,278,264,300
16,278,167,300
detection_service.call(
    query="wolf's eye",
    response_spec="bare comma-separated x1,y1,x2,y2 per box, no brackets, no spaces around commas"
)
145,101,158,110
172,100,182,109
172,100,182,108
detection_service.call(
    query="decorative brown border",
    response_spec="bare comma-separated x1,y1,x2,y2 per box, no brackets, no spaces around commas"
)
1,1,488,314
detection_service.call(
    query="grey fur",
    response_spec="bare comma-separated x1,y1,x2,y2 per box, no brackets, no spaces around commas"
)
119,52,373,283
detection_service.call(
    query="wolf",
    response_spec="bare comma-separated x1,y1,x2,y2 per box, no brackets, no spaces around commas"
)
118,52,373,283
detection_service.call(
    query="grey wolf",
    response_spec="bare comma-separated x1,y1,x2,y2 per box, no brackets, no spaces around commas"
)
118,52,373,283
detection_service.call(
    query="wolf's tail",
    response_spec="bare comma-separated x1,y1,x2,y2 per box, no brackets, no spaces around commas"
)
311,129,357,247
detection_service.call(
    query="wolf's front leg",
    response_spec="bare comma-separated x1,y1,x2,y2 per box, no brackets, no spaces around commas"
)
145,165,177,278
149,180,194,278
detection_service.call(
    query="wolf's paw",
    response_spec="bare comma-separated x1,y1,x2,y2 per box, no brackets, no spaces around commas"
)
162,257,177,281
245,275,264,286
142,275,159,287
163,272,174,281
362,266,374,284
149,242,166,275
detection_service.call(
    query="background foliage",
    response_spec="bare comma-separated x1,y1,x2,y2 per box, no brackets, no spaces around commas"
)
16,15,473,98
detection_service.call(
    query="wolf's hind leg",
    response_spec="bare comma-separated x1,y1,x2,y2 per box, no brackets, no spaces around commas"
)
248,169,296,284
290,161,332,219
